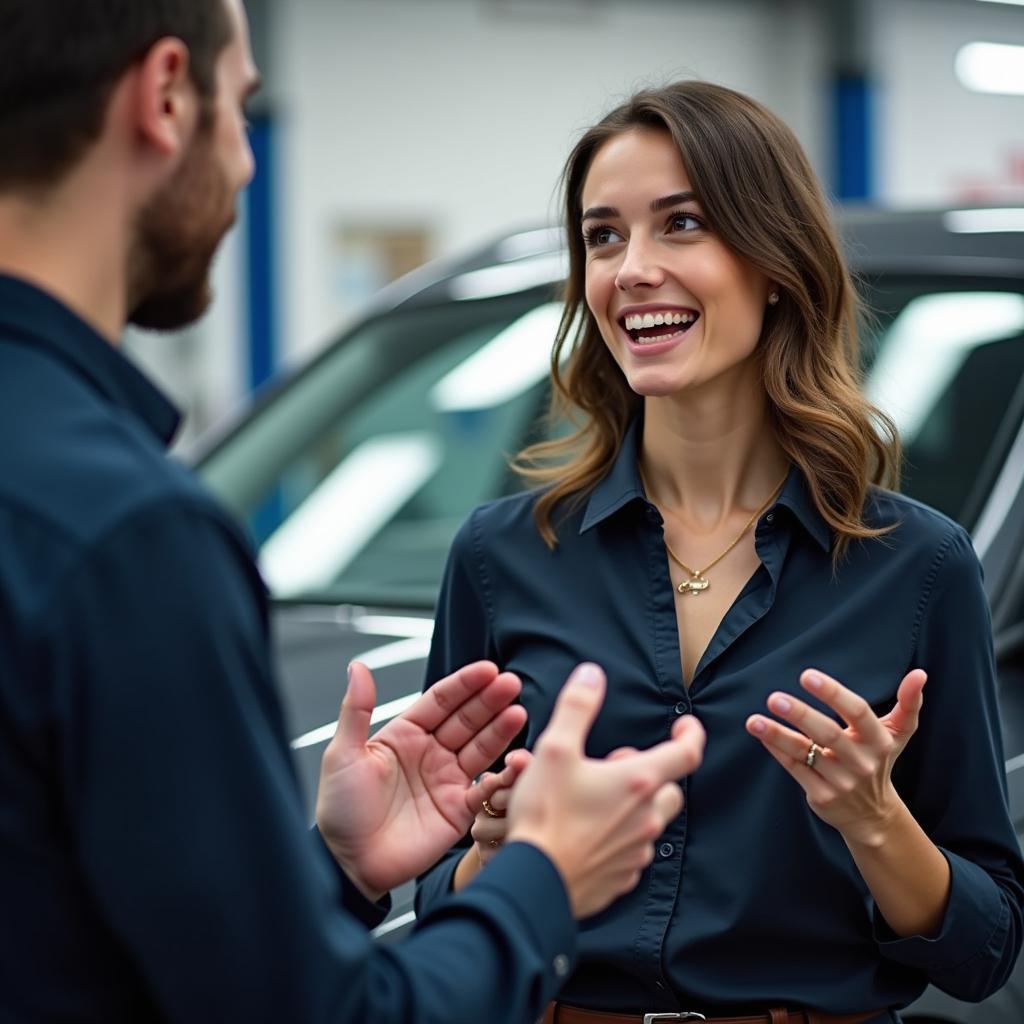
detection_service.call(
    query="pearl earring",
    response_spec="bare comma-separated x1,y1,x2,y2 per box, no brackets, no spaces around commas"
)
768,291,780,306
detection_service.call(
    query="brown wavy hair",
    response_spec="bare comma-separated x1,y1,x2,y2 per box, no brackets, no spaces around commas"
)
513,81,900,562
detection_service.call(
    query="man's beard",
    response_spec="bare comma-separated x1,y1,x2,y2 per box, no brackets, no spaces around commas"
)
128,125,236,331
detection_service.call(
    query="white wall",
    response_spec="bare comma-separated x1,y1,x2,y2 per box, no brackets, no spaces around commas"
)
871,0,1024,205
272,0,829,363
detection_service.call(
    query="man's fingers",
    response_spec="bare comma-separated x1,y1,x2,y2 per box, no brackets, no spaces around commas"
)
628,715,706,782
652,781,684,824
334,661,376,752
434,671,522,752
608,746,639,761
457,703,528,779
404,661,500,734
534,663,606,758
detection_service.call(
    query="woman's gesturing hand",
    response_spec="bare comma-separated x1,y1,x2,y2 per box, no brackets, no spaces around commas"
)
746,667,927,845
469,751,533,868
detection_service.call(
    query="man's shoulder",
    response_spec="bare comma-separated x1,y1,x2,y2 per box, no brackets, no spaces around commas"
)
0,344,240,624
0,340,216,545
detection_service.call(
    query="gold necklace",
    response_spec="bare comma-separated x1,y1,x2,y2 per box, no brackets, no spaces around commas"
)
638,465,789,597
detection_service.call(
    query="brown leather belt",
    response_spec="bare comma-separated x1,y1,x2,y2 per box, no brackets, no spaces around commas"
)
542,1003,882,1024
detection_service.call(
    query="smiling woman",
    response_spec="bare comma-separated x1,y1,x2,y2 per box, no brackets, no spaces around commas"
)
417,81,1024,1023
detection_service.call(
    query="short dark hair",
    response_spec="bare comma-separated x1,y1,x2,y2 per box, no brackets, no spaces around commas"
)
0,0,233,190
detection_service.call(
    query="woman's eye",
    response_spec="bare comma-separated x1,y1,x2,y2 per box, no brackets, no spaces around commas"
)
669,213,702,232
584,225,622,247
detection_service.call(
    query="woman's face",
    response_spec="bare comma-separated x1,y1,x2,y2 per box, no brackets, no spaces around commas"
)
580,126,772,400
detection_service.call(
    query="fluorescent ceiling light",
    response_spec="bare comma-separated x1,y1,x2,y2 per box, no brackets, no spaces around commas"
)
976,1,1024,7
431,302,570,412
956,42,1024,95
944,208,1024,233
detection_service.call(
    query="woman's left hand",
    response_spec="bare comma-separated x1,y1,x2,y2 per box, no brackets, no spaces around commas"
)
746,667,927,846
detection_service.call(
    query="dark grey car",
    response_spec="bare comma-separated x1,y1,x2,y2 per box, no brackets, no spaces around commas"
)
194,207,1024,1020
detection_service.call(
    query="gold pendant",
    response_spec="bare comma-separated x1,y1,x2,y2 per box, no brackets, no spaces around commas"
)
677,574,709,596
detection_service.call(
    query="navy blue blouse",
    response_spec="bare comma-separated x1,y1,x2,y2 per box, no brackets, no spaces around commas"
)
418,418,1024,1018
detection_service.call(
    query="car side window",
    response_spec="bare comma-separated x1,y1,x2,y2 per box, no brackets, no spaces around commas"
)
863,286,1024,525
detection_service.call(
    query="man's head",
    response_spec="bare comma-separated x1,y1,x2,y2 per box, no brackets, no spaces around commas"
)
0,1,232,191
0,0,261,330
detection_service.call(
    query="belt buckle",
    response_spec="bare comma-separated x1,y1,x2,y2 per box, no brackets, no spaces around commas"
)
642,1015,707,1023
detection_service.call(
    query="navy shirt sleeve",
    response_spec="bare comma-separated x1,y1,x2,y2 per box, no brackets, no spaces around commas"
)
878,526,1024,999
310,825,392,929
32,499,575,1023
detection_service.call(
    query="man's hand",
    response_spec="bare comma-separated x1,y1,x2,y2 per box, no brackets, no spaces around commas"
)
507,663,705,918
315,660,527,899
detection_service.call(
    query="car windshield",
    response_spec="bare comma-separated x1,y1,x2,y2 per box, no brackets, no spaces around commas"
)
198,277,1024,607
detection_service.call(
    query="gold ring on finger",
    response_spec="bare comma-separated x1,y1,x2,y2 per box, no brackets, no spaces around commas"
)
481,799,502,818
805,741,823,769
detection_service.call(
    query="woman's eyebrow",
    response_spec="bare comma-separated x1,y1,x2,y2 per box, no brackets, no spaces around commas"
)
581,191,699,222
650,191,697,212
581,205,617,222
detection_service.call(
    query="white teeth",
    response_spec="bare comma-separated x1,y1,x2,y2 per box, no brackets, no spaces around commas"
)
623,311,696,331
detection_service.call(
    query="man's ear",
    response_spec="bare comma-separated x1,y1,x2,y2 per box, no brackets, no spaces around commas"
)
132,38,197,157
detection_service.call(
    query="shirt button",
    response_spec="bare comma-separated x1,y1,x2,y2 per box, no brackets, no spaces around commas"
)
673,701,689,715
553,954,571,977
659,842,675,858
765,512,775,523
655,981,666,990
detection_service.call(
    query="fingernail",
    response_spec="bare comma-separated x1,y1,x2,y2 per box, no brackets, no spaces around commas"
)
750,718,766,734
574,663,602,688
347,662,353,681
771,694,792,713
804,672,823,690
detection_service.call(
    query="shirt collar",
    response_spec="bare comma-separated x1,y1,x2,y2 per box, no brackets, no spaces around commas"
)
0,273,180,447
579,417,647,533
580,416,832,552
774,467,831,552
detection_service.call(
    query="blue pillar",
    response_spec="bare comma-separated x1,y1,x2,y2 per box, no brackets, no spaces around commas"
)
833,74,873,201
243,113,285,543
244,113,278,392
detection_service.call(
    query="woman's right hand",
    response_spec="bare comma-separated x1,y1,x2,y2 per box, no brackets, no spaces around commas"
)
454,750,532,888
472,749,533,865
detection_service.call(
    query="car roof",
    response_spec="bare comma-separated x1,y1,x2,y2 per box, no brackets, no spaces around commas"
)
189,204,1024,465
393,206,1024,311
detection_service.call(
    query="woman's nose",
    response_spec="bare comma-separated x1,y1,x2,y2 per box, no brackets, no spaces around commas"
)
614,238,666,291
